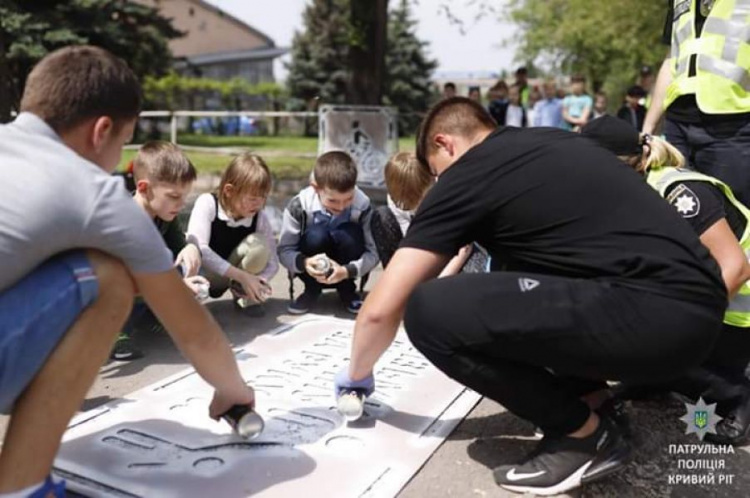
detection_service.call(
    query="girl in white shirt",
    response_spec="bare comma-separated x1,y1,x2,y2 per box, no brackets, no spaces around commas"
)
187,153,279,306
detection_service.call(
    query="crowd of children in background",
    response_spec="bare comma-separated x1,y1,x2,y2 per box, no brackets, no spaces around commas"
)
446,64,655,133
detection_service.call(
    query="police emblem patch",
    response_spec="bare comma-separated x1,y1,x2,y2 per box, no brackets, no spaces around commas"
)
666,183,700,218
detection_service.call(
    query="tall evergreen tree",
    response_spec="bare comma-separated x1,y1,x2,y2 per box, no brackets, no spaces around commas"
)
384,0,438,135
0,0,181,122
286,0,350,107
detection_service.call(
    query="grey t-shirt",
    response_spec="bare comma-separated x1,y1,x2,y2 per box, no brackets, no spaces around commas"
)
0,113,173,292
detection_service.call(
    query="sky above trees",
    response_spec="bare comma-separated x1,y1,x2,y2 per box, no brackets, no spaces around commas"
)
204,0,519,80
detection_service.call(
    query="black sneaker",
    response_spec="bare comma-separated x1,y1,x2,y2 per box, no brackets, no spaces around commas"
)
493,417,630,496
705,392,750,446
110,334,143,361
288,291,318,315
338,287,362,314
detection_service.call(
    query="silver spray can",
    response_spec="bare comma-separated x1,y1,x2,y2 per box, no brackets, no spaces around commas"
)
221,405,265,438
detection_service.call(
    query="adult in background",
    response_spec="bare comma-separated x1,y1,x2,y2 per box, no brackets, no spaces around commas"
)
334,97,726,495
643,0,750,204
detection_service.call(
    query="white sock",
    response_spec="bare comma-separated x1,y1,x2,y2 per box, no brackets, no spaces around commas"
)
0,480,44,498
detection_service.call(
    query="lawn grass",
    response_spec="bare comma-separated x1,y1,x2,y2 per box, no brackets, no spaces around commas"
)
118,149,315,180
141,133,415,153
120,135,415,180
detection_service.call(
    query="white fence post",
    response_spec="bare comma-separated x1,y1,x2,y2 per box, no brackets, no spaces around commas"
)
170,112,177,144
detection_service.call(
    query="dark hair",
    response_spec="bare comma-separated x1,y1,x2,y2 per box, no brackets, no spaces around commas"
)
416,97,497,169
516,66,528,75
20,45,142,134
443,82,456,91
626,85,647,98
314,151,358,192
571,74,586,84
133,141,196,184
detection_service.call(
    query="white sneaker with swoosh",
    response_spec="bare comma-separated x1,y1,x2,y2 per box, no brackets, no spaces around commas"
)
493,417,630,496
505,468,546,481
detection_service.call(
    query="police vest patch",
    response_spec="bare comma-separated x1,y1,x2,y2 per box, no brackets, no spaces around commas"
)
674,0,690,20
667,183,701,218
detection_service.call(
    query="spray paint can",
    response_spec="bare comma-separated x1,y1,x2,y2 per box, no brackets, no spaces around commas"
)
312,256,334,278
337,390,366,422
221,405,264,439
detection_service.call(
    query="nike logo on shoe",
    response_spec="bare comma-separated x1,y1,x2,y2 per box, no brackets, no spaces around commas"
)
506,468,546,481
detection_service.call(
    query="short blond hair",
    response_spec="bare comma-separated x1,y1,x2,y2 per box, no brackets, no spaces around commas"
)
385,152,433,211
133,141,196,184
218,153,272,215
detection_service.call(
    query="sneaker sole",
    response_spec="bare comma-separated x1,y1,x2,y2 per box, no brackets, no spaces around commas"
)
499,460,593,496
581,435,632,484
287,307,309,315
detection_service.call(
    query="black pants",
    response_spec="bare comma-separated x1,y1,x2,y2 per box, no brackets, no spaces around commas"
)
403,272,724,437
298,221,364,297
656,324,750,415
665,118,750,205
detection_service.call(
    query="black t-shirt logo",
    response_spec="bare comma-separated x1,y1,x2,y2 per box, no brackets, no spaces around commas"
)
667,183,701,218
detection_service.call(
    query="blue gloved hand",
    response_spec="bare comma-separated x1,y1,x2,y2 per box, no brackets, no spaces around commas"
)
334,366,375,398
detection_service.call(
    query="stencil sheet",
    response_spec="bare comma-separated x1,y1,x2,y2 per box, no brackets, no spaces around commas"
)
54,316,481,498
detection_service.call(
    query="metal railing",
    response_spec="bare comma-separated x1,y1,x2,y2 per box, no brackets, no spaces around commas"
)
139,110,318,144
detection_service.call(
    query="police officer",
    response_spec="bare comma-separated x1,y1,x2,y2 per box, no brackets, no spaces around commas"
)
582,115,750,446
644,0,750,204
334,97,727,496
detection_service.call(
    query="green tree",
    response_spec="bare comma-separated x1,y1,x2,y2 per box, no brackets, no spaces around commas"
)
0,0,181,122
286,0,350,107
384,0,438,135
507,0,667,96
348,0,389,105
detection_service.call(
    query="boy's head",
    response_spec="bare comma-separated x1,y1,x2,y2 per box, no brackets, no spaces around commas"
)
508,84,521,105
625,85,646,107
594,91,608,112
219,153,272,220
515,67,528,86
443,82,457,99
20,45,142,172
133,141,196,222
543,81,557,100
489,80,508,101
312,151,358,216
417,97,496,177
570,75,586,95
385,152,434,211
468,86,481,103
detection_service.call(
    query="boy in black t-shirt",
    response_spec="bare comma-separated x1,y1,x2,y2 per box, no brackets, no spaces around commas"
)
334,97,727,496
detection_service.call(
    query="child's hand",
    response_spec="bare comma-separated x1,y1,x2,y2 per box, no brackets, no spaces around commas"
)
304,253,331,277
320,260,348,285
175,244,201,277
235,273,271,303
184,275,209,298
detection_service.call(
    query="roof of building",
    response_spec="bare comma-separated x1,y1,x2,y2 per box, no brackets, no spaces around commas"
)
190,0,275,47
176,46,289,67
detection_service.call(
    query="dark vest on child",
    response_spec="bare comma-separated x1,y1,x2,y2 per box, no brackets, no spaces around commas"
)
209,194,258,259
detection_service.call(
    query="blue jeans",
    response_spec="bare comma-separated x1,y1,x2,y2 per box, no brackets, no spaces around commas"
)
0,251,98,414
665,118,750,206
298,221,365,297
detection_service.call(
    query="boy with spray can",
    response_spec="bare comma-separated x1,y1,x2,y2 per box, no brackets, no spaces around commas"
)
278,151,378,315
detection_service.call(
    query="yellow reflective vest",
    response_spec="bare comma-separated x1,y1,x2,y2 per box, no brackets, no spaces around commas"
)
666,0,750,114
648,166,750,327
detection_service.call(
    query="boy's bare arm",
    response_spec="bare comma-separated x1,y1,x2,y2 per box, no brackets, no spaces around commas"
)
349,248,448,380
134,270,252,414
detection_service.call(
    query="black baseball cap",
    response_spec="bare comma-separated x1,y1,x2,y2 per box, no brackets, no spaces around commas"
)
580,116,642,156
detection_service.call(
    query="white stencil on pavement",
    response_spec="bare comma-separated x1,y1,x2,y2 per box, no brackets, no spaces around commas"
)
54,316,481,498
